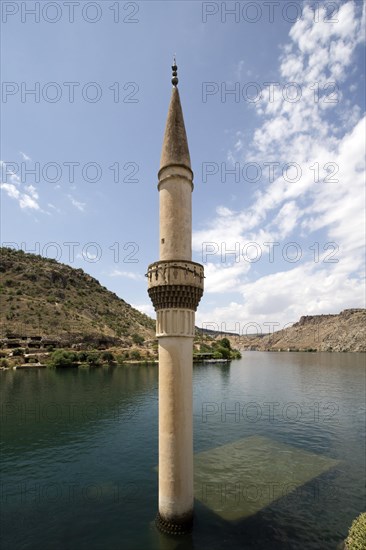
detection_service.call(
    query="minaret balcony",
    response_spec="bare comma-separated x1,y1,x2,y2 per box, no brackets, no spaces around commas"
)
146,260,204,311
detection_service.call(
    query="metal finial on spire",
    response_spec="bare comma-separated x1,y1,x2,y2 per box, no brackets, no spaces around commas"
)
172,56,178,87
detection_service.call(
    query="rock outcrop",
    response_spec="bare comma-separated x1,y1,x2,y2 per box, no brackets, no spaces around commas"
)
240,309,366,352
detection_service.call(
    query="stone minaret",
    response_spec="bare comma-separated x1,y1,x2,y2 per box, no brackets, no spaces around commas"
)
147,62,204,535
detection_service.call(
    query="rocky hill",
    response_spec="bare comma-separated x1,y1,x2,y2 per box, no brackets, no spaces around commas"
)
0,247,155,348
1,248,364,355
239,309,366,352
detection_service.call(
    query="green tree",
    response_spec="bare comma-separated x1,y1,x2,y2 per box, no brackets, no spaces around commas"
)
220,337,231,350
86,352,101,367
130,350,141,360
223,347,232,359
76,351,88,362
101,351,114,363
199,343,211,353
49,350,77,368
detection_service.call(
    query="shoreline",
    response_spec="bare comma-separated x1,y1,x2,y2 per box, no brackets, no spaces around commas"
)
1,350,365,372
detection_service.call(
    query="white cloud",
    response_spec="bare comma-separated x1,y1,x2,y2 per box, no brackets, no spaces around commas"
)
67,194,85,212
1,160,41,211
1,182,40,210
194,0,365,327
270,201,301,240
75,251,99,261
1,183,20,200
0,161,21,186
204,261,250,294
109,269,144,281
25,185,38,199
197,258,365,333
19,194,40,210
131,303,156,318
20,151,31,161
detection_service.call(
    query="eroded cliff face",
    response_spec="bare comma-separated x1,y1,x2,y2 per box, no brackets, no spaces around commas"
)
230,309,366,352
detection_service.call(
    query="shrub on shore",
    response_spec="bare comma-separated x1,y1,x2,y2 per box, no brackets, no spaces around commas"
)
48,350,77,368
212,338,241,360
86,352,101,367
345,513,366,549
132,334,145,345
101,351,115,363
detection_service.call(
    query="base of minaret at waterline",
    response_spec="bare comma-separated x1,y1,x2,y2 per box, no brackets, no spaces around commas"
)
155,511,194,535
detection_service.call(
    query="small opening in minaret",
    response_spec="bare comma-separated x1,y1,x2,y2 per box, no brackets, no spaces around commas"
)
161,238,165,244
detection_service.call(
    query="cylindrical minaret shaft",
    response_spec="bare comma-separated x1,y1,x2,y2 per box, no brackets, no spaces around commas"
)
147,63,204,535
159,165,192,261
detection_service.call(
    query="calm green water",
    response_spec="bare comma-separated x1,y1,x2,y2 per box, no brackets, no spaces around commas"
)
1,352,365,550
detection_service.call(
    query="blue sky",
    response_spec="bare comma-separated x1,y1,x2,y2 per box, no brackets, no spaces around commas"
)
1,0,365,334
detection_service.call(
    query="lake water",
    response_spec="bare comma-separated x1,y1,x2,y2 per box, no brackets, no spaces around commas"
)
1,352,365,550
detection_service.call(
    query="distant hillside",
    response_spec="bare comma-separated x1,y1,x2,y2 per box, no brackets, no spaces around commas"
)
240,309,366,352
0,247,155,346
1,248,364,354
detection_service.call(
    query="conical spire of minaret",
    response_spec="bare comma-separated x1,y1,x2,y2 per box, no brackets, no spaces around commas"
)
160,60,191,171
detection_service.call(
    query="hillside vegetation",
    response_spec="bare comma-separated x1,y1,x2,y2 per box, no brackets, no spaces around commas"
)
0,247,155,347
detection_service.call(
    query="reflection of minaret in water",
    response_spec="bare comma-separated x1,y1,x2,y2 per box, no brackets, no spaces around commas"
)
147,61,204,535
